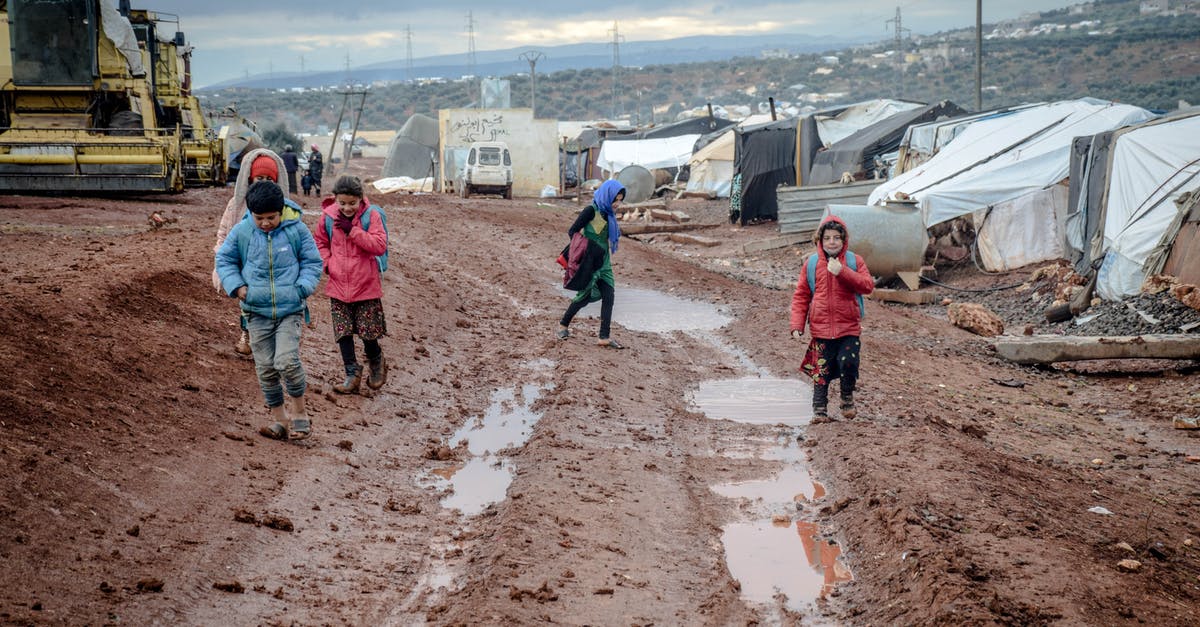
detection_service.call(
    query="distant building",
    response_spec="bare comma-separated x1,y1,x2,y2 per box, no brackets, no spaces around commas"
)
1140,0,1169,13
762,49,793,60
820,55,840,65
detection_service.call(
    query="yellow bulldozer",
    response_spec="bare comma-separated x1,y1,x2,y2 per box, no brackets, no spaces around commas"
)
0,0,226,192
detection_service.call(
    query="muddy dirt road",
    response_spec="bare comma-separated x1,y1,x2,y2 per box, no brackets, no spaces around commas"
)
1,166,1198,625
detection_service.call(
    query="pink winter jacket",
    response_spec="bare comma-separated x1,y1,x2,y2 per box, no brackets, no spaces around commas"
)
314,196,388,303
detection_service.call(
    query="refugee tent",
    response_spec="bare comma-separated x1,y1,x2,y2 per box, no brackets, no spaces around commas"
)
596,133,702,174
807,100,967,186
868,99,1155,271
732,117,798,224
382,114,439,179
606,116,734,141
895,103,1041,174
1079,109,1200,300
686,114,775,198
797,99,925,186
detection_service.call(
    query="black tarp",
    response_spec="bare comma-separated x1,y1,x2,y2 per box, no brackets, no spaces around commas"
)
806,100,967,186
733,117,798,224
607,116,735,141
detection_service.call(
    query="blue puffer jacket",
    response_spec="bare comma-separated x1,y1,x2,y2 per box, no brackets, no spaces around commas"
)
215,204,323,320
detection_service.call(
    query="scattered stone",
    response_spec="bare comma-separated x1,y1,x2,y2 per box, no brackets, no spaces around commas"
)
424,444,455,461
261,514,294,532
947,302,1005,337
335,440,354,451
136,577,164,593
1116,559,1142,573
232,509,258,525
213,580,245,593
1088,506,1114,515
99,581,115,594
125,525,140,537
1174,416,1199,430
1114,542,1136,553
771,514,791,526
1091,458,1104,466
592,587,615,595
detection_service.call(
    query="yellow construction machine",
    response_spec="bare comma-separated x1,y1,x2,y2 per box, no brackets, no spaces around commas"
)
0,0,225,192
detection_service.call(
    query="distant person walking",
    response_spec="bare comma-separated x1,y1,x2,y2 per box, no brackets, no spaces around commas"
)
556,179,626,349
280,144,300,194
215,181,324,441
314,175,390,394
790,215,874,423
212,148,301,355
308,144,325,196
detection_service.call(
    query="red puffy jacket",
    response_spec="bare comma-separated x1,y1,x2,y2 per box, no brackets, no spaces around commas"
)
314,196,388,303
790,216,874,339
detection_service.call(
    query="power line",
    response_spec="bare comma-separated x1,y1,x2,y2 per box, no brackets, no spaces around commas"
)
608,21,624,119
405,25,414,82
518,50,545,117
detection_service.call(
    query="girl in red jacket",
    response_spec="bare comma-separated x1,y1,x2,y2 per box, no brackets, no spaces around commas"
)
314,175,390,394
790,215,874,421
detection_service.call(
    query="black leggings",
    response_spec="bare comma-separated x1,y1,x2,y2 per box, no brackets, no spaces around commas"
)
338,335,381,367
560,280,615,339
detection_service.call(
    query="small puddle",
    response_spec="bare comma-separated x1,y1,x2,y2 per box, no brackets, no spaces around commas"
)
433,374,554,516
722,519,853,613
712,465,825,506
691,377,812,425
565,286,732,332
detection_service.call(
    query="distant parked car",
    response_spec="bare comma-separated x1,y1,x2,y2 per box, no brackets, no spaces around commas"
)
458,141,513,199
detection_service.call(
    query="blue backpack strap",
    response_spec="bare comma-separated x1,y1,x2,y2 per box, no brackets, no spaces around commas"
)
806,253,818,293
324,214,334,240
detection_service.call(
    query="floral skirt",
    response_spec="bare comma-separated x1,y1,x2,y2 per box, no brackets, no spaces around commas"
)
330,298,386,341
799,336,861,386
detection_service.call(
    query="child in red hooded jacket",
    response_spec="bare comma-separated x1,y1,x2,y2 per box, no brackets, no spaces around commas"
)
790,215,874,422
314,175,390,394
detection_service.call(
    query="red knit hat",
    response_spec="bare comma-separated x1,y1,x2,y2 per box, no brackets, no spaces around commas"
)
249,155,278,181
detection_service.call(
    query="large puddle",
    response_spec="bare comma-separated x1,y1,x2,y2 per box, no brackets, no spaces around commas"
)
690,377,812,425
565,286,732,332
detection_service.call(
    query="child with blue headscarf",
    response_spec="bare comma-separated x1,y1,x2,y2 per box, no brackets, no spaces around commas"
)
556,179,626,348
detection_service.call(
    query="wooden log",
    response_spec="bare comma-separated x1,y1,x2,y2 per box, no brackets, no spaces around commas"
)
650,208,692,223
742,233,808,254
992,334,1200,365
668,233,721,247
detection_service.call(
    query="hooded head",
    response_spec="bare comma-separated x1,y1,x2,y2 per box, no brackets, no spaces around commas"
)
249,155,278,182
814,215,849,259
311,144,320,152
593,180,626,253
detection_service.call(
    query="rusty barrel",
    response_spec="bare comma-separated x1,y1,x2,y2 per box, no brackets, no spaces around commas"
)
823,201,926,280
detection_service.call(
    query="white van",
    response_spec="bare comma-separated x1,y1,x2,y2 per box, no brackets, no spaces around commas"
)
458,141,513,199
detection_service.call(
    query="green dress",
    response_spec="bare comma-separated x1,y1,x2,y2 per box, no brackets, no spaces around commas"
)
570,208,613,305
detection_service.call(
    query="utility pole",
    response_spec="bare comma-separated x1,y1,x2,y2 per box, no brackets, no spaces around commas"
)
608,21,624,120
518,50,544,117
885,7,910,98
975,0,983,111
326,89,368,177
405,25,414,82
466,11,478,107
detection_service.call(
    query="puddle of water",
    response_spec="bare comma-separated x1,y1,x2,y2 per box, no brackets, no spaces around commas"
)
439,456,513,515
722,519,853,613
564,286,732,333
691,377,812,425
712,465,825,506
449,384,549,456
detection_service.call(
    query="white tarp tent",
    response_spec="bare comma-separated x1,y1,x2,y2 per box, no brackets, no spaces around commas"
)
685,114,774,198
596,134,701,173
813,100,924,146
1095,110,1200,300
867,99,1154,272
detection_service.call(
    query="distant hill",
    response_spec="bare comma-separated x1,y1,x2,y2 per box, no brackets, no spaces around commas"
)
200,33,873,91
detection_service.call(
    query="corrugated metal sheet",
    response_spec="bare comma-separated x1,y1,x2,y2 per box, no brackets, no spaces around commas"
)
777,180,880,235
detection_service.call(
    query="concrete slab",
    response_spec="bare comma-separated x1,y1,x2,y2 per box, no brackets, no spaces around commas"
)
993,334,1200,365
868,288,938,305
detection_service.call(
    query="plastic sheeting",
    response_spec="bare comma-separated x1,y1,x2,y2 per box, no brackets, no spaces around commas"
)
813,100,924,146
1096,111,1200,300
974,185,1068,272
99,0,145,77
868,99,1155,227
596,134,701,173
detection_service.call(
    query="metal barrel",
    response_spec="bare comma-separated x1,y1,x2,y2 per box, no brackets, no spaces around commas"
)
824,201,926,279
616,165,654,204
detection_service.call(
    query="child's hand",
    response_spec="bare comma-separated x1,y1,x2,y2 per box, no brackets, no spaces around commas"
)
791,329,802,340
827,257,843,276
335,214,353,233
235,286,247,301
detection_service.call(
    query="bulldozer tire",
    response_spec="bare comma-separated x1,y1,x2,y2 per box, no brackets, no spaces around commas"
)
107,111,144,136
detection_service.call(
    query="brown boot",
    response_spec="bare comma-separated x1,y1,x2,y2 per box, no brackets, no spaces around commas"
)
367,355,387,390
234,328,252,355
332,364,362,394
840,394,857,420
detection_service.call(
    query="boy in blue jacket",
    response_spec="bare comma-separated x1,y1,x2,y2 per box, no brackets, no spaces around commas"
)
216,181,324,441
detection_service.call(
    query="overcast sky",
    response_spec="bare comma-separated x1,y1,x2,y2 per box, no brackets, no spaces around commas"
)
136,1,1083,87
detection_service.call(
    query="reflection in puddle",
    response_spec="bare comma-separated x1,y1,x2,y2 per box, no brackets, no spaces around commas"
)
712,466,825,506
439,456,514,515
437,382,552,516
567,286,732,333
691,377,811,425
449,384,548,455
722,520,852,613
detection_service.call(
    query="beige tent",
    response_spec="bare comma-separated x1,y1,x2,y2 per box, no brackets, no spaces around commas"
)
685,114,774,198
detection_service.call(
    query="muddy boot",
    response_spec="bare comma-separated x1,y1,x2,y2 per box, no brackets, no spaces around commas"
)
286,394,311,440
812,384,832,424
367,354,388,390
332,364,362,394
234,328,252,355
840,392,857,420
